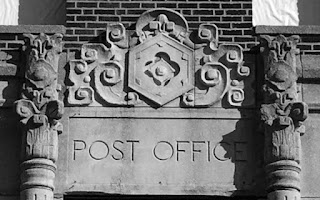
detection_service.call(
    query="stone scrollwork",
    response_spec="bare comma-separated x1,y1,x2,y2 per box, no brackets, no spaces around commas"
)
67,8,253,107
68,27,129,106
15,33,64,200
259,35,308,200
193,36,250,107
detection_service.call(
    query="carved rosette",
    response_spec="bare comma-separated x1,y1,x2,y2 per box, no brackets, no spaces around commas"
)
15,33,64,200
67,8,253,107
259,35,308,200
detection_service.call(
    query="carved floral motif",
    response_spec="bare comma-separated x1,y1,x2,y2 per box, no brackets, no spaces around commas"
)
67,9,253,107
15,33,64,200
260,35,308,200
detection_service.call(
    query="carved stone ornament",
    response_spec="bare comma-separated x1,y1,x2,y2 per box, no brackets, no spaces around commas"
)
259,35,308,200
15,33,64,200
67,8,253,107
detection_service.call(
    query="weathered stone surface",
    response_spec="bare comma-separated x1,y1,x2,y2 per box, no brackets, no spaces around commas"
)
259,34,308,200
301,114,320,197
59,107,263,196
0,50,20,77
255,25,320,35
15,33,64,200
302,84,320,109
301,55,320,79
67,9,254,108
0,25,66,34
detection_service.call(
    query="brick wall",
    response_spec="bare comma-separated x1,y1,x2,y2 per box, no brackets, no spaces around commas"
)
65,0,255,53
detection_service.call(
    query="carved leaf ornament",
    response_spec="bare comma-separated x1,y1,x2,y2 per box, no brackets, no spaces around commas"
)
67,9,252,107
15,33,65,200
259,35,308,200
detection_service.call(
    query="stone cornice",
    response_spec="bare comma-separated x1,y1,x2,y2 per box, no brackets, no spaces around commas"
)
0,25,66,34
255,25,320,35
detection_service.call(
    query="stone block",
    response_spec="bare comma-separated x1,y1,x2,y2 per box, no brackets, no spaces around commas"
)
301,55,320,79
54,107,265,196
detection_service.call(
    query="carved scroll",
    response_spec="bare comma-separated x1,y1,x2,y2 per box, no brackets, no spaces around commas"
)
67,8,253,107
259,35,308,200
15,33,64,200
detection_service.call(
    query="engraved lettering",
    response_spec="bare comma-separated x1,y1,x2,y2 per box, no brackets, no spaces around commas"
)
73,140,86,160
207,141,211,162
153,141,174,161
127,140,139,161
192,141,205,162
89,140,109,160
112,140,124,160
176,141,189,161
213,142,230,161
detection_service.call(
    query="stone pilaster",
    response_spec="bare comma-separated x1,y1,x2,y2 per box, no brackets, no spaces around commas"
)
15,33,64,200
259,35,308,200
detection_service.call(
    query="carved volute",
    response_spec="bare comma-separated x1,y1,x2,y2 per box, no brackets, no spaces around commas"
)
15,33,64,200
67,9,254,108
259,35,308,200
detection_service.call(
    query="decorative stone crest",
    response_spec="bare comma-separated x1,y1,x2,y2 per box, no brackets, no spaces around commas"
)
259,35,308,200
15,33,64,200
67,8,253,107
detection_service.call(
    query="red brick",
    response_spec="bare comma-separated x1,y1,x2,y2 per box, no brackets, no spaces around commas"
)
232,23,252,28
66,9,81,15
76,16,97,21
193,10,213,15
215,22,231,29
75,29,95,35
223,30,242,35
64,36,78,41
234,37,255,42
84,10,93,15
66,2,75,8
200,16,221,21
142,3,155,8
199,3,220,9
219,37,233,42
222,3,241,8
98,16,120,21
94,10,115,15
127,10,146,15
121,16,139,22
77,2,97,8
222,17,242,21
185,16,199,22
0,34,16,40
178,3,197,8
226,10,247,15
182,10,191,15
67,16,75,21
215,10,224,15
157,3,177,8
243,3,252,8
87,23,107,28
121,3,140,8
67,23,86,28
99,2,120,8
64,43,83,49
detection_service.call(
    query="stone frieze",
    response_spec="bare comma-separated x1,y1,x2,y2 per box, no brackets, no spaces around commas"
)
67,9,254,108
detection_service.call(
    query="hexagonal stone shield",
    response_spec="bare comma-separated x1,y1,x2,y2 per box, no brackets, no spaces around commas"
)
128,34,194,106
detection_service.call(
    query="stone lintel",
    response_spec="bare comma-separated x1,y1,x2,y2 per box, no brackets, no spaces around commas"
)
0,25,66,34
255,25,320,35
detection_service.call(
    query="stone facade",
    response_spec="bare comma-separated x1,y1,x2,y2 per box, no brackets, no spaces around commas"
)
0,2,320,200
